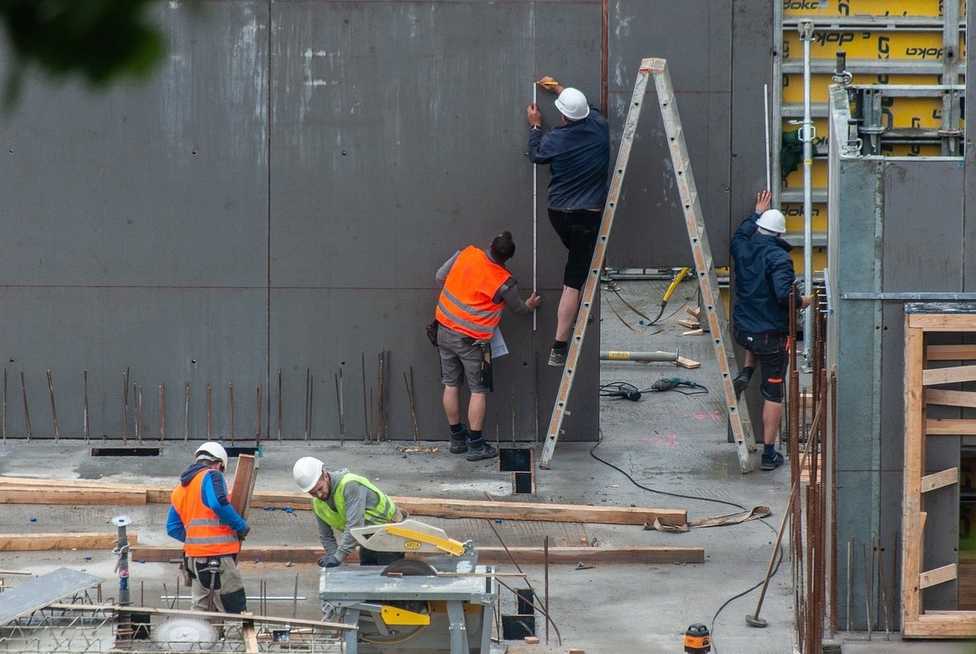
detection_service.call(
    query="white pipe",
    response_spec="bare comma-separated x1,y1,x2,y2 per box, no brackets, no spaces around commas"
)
801,21,814,369
532,82,538,333
763,83,771,191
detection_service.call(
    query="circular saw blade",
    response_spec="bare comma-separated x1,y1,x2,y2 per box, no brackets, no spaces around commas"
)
381,558,438,577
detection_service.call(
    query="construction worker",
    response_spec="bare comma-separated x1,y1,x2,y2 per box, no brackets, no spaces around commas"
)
292,456,405,567
527,76,610,367
167,442,249,613
730,191,811,470
433,231,542,460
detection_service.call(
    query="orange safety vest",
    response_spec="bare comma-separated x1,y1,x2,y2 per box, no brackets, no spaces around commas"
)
170,469,241,558
435,246,510,340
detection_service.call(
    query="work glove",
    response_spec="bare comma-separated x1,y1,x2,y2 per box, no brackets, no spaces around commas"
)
236,525,250,541
318,554,341,568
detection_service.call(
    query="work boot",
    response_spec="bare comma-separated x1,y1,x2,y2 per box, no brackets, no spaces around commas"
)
449,426,469,454
465,442,498,462
449,434,468,454
760,450,785,471
548,347,567,367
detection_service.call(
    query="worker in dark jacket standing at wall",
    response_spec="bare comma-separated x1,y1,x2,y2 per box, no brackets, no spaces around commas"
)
730,191,810,470
527,76,610,367
434,232,541,460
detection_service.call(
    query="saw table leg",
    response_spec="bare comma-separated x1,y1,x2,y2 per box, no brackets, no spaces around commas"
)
479,602,493,653
447,601,470,654
343,608,360,654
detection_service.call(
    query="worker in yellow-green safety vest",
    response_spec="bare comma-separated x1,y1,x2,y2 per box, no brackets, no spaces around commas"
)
292,456,406,567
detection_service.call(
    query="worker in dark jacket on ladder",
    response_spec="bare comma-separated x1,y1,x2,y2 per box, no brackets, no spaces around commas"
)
730,191,810,470
433,232,541,460
527,76,610,367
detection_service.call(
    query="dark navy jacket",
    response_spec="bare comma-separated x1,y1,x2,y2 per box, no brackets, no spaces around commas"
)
730,213,796,335
528,107,610,211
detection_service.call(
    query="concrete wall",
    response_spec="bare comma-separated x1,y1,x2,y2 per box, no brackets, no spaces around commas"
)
0,0,771,442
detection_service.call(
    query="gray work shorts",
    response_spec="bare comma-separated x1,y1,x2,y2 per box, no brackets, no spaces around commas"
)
437,326,490,394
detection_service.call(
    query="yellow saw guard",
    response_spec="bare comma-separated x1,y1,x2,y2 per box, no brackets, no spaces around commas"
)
380,605,431,627
349,519,467,556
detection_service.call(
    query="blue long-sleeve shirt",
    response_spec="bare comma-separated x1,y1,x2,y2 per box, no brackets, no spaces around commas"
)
730,213,796,335
528,106,610,211
167,463,247,543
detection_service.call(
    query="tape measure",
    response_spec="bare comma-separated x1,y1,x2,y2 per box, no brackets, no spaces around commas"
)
683,624,711,653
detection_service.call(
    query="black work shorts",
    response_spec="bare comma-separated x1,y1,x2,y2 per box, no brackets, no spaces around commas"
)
735,330,788,403
548,208,601,290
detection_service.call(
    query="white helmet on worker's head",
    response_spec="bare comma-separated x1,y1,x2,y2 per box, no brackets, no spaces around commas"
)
756,209,786,235
555,87,590,121
293,456,325,493
195,442,228,469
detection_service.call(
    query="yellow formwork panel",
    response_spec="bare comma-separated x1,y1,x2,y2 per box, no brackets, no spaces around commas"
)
784,205,829,234
783,30,964,61
783,0,962,18
791,248,828,273
782,74,941,103
784,157,828,188
881,143,942,156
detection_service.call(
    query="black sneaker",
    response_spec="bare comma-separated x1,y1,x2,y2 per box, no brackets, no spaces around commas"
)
548,347,567,367
465,443,498,461
760,451,785,471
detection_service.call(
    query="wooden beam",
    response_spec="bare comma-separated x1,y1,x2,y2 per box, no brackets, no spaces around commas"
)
927,344,976,361
0,476,687,527
0,487,146,505
47,603,355,631
230,454,257,519
131,544,704,565
923,365,976,386
909,314,976,332
921,468,960,493
675,356,701,370
0,532,139,551
241,618,259,654
926,389,976,408
926,419,976,435
920,563,958,590
902,322,925,627
903,612,976,639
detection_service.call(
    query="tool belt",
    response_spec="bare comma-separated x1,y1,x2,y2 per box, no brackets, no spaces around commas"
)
426,320,439,347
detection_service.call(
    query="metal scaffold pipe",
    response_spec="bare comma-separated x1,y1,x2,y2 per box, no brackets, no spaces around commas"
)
800,20,815,371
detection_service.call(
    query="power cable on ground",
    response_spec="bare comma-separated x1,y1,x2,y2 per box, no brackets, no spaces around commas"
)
589,434,784,652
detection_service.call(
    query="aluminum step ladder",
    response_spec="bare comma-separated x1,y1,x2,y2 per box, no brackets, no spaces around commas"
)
539,58,757,473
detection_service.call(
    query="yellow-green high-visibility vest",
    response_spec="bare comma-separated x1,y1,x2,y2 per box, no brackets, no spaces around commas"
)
311,473,397,532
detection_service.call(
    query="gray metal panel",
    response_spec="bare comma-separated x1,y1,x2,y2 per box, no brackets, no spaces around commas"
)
607,1,733,268
0,287,267,440
0,568,102,626
0,1,269,286
967,0,976,290
268,1,600,441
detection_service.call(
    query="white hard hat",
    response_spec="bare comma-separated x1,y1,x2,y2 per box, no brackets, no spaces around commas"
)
293,456,325,493
756,209,786,235
554,87,590,121
195,442,228,469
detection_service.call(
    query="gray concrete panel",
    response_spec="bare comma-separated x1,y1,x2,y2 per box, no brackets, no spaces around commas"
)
608,1,733,268
967,0,976,289
0,287,266,440
0,1,269,286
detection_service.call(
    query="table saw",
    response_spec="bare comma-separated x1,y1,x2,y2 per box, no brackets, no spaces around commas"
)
318,520,498,654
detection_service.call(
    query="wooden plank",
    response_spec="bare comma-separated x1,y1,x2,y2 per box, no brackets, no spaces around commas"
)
0,532,139,551
909,314,976,332
0,476,686,527
675,356,701,370
926,418,976,435
903,612,976,639
230,454,257,519
47,603,355,631
927,344,976,361
926,389,976,408
677,319,700,330
241,617,259,654
920,563,958,590
923,365,976,386
0,487,146,505
902,323,925,627
131,544,704,565
921,468,960,493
